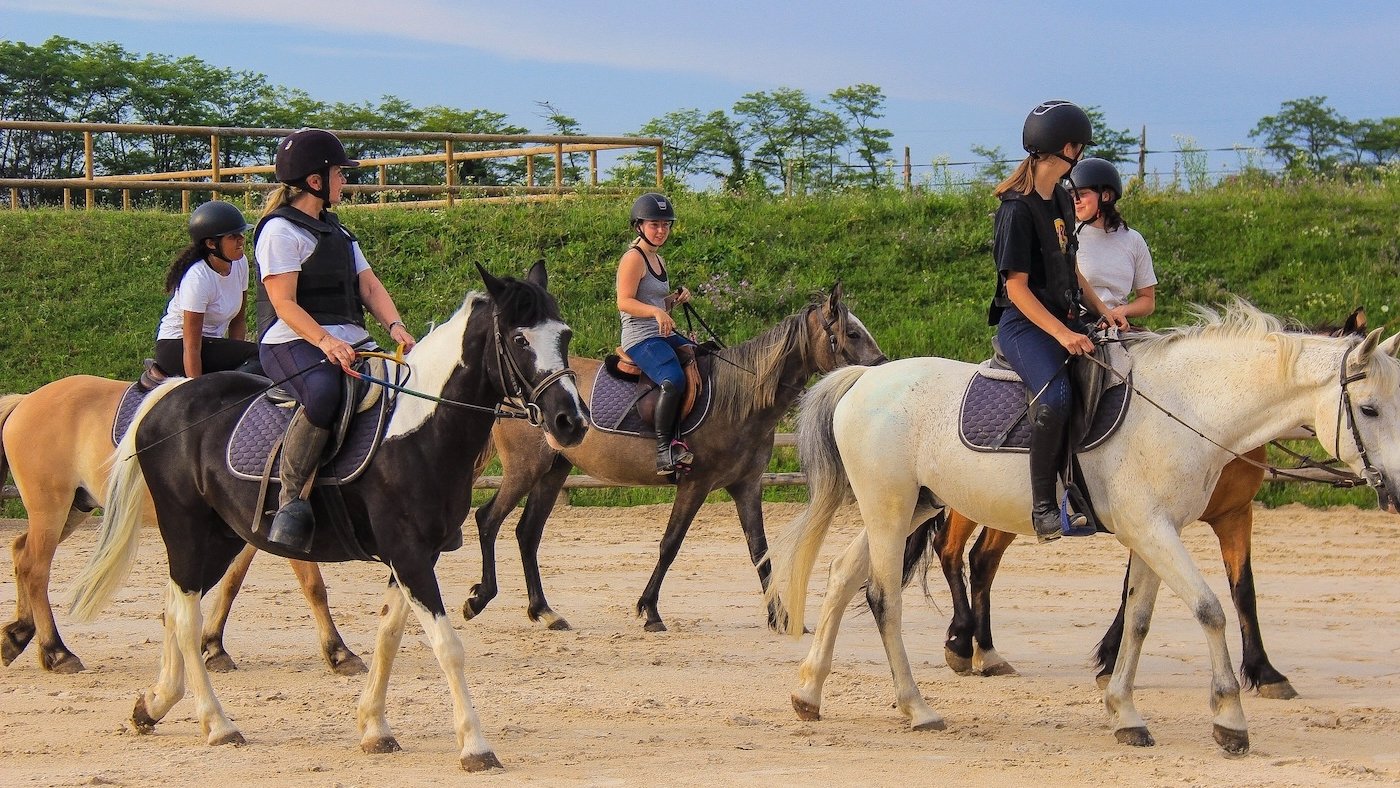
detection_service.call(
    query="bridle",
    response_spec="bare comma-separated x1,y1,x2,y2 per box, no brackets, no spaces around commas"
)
1334,343,1385,490
820,306,885,371
490,309,577,428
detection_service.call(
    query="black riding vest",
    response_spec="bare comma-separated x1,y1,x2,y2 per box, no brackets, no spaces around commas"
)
253,206,365,339
988,186,1081,326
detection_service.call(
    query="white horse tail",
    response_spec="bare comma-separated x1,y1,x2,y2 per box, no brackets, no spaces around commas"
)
768,365,870,637
70,379,190,621
0,393,25,483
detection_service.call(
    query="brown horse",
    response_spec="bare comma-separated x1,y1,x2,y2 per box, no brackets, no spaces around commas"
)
0,374,364,675
931,307,1370,700
465,286,886,632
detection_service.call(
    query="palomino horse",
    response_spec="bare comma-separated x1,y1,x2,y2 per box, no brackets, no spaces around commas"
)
768,302,1400,754
69,262,588,772
935,307,1369,698
466,286,885,632
0,376,364,675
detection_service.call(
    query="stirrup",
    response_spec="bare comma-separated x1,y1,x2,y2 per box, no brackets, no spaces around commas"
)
1059,491,1095,537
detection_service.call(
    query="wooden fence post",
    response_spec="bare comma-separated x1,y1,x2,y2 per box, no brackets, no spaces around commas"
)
210,134,221,201
445,139,456,208
655,146,663,188
84,132,94,209
904,146,912,191
1138,126,1147,184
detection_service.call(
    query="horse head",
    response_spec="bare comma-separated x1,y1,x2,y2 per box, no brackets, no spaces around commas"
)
1320,328,1400,503
476,260,589,450
810,282,887,371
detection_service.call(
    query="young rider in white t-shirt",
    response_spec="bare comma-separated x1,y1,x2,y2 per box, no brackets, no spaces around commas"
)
1068,157,1157,324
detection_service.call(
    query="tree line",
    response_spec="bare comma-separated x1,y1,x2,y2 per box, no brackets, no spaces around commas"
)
3,36,1397,206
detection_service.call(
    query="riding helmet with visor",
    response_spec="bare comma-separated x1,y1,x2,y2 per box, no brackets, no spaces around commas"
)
187,200,252,244
1022,100,1095,157
630,192,675,230
1068,157,1123,201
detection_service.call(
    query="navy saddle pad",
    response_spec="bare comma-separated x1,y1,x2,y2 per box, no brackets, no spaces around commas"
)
225,386,393,484
588,358,713,438
959,365,1131,453
112,382,150,446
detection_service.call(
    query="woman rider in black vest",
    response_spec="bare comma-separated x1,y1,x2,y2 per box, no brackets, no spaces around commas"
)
252,128,417,553
988,100,1129,543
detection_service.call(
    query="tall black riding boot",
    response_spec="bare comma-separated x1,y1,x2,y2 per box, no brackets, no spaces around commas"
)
653,380,694,474
267,410,330,553
1027,401,1069,543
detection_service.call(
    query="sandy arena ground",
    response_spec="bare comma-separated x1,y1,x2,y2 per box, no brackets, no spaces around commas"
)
1,502,1398,787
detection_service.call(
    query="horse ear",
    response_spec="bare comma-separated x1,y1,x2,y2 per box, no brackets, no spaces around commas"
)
1352,327,1385,371
1380,331,1400,359
826,281,843,315
526,259,549,291
1344,307,1367,336
476,262,505,299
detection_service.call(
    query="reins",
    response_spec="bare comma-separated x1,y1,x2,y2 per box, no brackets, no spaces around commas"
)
1080,333,1371,489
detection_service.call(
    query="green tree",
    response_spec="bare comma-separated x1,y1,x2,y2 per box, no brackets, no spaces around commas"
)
1083,105,1135,164
1250,96,1349,175
733,87,846,193
970,144,1010,183
827,84,893,188
1346,117,1400,166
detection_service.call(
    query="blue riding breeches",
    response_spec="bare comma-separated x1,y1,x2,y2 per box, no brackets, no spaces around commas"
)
260,340,344,429
996,306,1074,421
625,334,694,389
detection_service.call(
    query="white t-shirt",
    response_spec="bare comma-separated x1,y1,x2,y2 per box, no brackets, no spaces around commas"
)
254,215,372,345
1076,224,1157,309
155,256,250,340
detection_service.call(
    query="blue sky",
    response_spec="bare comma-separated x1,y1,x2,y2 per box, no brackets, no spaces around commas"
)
4,0,1398,181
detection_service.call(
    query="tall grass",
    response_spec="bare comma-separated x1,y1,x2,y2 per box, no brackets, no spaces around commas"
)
2,179,1398,509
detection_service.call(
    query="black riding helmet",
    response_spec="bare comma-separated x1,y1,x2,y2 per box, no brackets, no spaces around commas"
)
1022,100,1094,166
1068,157,1123,201
188,200,252,243
630,192,675,228
274,128,359,202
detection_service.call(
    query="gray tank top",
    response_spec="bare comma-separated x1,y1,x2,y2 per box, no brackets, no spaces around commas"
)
620,248,671,349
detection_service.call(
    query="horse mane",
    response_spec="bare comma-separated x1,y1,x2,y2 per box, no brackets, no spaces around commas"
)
490,274,562,326
708,301,821,419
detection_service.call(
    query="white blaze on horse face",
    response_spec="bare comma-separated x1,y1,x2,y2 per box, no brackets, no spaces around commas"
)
520,321,581,401
385,297,475,440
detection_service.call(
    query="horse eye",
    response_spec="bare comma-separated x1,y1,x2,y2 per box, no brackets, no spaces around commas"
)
1360,404,1379,417
513,334,529,347
846,330,859,339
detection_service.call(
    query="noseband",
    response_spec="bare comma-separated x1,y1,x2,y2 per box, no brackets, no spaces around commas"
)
492,310,577,428
1335,343,1385,490
820,307,882,370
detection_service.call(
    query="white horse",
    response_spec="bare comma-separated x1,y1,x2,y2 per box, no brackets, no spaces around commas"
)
767,302,1400,754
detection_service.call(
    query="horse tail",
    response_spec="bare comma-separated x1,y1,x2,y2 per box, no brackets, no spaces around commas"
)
70,379,191,621
0,393,25,485
765,365,870,637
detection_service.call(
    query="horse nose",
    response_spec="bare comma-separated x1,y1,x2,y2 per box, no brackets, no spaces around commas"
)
553,407,589,446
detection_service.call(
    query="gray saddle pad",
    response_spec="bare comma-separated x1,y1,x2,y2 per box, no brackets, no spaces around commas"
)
112,382,149,446
588,360,713,438
959,371,1131,453
225,388,393,484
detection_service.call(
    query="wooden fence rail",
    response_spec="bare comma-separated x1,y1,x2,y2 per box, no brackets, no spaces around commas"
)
1,120,665,210
1,428,1345,501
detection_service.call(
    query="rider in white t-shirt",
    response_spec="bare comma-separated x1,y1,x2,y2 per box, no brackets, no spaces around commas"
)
152,200,259,377
1068,157,1157,323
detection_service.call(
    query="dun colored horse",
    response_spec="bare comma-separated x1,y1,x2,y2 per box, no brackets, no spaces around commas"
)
935,307,1369,699
0,376,363,675
768,302,1400,753
466,286,886,632
68,262,588,771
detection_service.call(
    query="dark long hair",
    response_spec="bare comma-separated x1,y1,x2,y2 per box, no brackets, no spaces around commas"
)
1100,196,1128,232
164,240,209,294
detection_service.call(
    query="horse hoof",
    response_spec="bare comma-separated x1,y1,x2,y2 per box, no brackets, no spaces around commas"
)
461,751,504,772
1095,672,1112,691
330,655,366,677
361,736,402,754
546,618,572,632
44,651,86,674
1213,724,1249,755
210,729,247,747
945,649,974,676
792,695,821,721
1114,726,1155,747
132,697,159,734
979,661,1018,678
1256,680,1298,700
461,601,480,622
204,653,238,673
913,717,947,732
644,621,668,633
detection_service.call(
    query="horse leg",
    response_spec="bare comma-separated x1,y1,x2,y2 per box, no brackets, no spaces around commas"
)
6,506,88,672
1094,568,1131,690
290,559,366,675
515,457,573,630
725,474,783,631
133,582,191,734
358,581,408,755
1208,504,1297,699
464,454,552,623
967,526,1017,677
1115,529,1249,754
161,579,245,746
793,531,872,721
369,567,502,772
933,512,977,674
1100,552,1158,747
866,512,945,731
200,543,254,673
636,481,711,632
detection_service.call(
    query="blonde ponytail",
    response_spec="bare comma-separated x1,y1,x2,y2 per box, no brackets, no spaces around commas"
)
994,156,1039,198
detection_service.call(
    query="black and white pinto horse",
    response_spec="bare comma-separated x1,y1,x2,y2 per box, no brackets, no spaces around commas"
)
69,262,588,772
